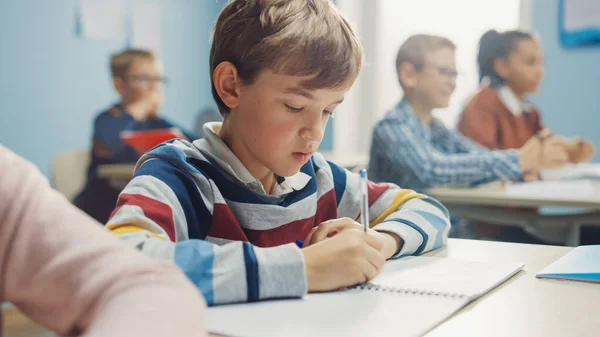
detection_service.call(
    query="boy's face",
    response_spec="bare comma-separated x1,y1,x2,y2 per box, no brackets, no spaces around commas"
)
501,39,543,95
227,70,345,178
407,47,457,109
115,57,163,103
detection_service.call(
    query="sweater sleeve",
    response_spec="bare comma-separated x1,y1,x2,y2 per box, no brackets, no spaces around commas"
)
0,145,207,337
106,157,308,306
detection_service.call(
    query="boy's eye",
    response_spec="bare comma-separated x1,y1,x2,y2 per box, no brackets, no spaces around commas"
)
285,104,304,113
324,109,336,118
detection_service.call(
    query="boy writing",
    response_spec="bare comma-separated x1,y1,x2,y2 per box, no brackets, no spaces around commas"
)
106,0,451,305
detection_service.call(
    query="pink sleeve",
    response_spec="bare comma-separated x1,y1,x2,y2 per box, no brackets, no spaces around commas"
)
0,145,206,337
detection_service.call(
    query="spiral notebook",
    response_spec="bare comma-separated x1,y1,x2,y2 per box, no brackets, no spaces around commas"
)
206,256,524,337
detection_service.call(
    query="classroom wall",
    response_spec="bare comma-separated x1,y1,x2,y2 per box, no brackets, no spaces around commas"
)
530,0,600,161
0,0,222,176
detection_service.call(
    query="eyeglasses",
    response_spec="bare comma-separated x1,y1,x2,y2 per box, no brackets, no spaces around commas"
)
423,65,459,79
125,74,169,86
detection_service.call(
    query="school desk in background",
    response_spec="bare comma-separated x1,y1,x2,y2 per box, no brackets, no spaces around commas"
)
120,127,186,155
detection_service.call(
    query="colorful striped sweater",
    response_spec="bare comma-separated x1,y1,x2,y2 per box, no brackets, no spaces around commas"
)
107,123,452,305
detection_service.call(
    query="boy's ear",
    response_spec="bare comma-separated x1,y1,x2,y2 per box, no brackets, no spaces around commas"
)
213,62,241,111
113,77,127,97
494,58,510,81
398,62,418,89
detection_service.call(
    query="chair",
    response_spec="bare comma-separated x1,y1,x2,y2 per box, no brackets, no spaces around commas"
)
51,150,90,201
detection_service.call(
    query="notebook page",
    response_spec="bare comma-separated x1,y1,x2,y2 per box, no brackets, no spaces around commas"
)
370,256,524,300
206,288,467,337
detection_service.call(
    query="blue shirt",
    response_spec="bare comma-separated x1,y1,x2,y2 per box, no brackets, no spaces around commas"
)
369,99,522,192
74,104,194,223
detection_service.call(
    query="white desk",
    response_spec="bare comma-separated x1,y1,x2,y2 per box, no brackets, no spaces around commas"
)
4,239,598,337
428,182,600,246
428,181,600,209
425,239,599,337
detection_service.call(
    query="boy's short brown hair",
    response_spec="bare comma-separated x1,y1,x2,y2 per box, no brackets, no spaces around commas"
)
396,34,456,88
210,0,363,115
110,49,156,79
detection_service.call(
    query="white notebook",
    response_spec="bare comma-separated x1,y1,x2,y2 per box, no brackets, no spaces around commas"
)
540,163,600,181
504,180,596,198
206,256,524,337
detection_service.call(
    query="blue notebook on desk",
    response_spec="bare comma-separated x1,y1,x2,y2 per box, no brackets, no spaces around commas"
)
537,245,600,283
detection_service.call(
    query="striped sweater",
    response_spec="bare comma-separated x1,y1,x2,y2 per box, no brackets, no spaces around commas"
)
107,123,452,305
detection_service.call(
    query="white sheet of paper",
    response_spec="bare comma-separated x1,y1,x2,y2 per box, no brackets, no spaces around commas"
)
206,257,523,337
79,0,127,41
540,163,600,181
505,180,597,198
130,1,161,52
563,0,600,31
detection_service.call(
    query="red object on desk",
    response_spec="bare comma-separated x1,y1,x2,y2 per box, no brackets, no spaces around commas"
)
120,128,186,155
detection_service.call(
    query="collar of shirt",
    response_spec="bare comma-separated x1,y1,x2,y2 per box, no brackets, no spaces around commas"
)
496,86,533,116
192,122,312,195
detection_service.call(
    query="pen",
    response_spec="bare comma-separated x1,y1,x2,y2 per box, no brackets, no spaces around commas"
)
359,169,369,232
295,239,303,248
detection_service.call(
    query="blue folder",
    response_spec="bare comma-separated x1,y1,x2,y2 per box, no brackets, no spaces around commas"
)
537,245,600,283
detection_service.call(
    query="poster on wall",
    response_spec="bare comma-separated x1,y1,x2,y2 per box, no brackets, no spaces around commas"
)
77,0,161,54
560,0,600,47
78,0,128,42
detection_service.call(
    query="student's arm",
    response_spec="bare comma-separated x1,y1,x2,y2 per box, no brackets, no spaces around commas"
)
457,103,500,149
0,145,206,337
444,125,491,154
372,121,523,188
320,156,450,257
106,158,307,305
92,111,141,163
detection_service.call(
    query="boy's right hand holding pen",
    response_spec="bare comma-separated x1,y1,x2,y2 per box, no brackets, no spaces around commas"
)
301,225,386,292
299,169,404,292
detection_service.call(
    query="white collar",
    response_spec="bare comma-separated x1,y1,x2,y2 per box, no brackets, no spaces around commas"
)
497,86,533,116
192,122,312,195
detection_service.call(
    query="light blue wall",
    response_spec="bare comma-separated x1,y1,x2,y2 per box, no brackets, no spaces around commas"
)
530,0,600,161
0,0,222,175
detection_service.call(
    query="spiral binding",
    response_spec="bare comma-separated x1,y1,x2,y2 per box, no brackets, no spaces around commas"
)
351,283,468,300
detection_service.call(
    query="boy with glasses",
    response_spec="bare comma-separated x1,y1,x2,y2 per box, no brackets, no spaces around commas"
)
369,34,567,193
75,49,193,223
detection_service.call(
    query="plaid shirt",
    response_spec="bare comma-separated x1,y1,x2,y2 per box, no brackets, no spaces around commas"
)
369,99,522,192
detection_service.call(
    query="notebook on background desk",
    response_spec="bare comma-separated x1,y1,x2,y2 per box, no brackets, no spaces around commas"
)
206,256,524,337
540,164,600,181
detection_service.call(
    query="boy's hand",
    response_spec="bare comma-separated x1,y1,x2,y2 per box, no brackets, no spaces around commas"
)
302,228,386,292
147,90,164,119
539,136,569,168
519,135,569,170
522,170,541,182
303,218,402,259
125,91,163,121
567,140,596,163
518,136,542,171
125,98,155,121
